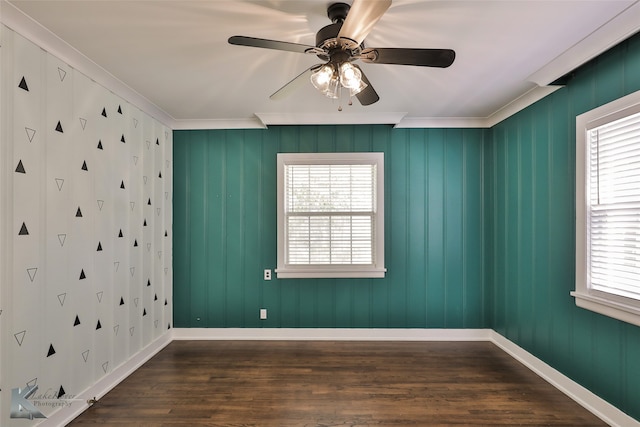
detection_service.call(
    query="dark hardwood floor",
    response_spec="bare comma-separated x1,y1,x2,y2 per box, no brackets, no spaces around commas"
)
68,340,607,426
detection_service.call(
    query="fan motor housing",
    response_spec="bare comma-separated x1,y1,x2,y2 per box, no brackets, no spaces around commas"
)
315,23,341,48
315,3,362,60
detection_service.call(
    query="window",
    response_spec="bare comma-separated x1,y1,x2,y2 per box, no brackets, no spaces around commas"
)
574,89,640,327
276,152,385,279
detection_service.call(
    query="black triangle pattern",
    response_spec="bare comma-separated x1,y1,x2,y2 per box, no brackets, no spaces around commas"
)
19,76,29,91
11,66,172,379
25,127,36,142
57,386,66,399
14,331,26,346
19,222,29,236
134,239,138,247
16,160,26,173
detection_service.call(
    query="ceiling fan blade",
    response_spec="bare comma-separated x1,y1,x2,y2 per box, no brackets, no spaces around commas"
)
228,35,314,54
361,48,456,68
337,0,391,46
353,65,379,106
270,65,323,100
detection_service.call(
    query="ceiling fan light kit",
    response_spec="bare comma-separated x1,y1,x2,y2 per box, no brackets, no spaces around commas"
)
228,0,455,107
310,61,367,100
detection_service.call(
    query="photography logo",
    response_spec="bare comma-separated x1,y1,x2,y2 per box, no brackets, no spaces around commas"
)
11,384,81,419
10,385,46,419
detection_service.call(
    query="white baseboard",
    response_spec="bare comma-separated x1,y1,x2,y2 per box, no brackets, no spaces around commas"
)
171,327,492,341
489,331,639,427
40,332,173,427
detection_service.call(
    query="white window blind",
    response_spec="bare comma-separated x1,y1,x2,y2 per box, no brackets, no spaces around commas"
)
588,111,640,300
285,164,376,265
276,152,385,279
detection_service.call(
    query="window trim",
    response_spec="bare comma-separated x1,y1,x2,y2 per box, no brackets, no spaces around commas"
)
573,89,640,327
275,152,386,279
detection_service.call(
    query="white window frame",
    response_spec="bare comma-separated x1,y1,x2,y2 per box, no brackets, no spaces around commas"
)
276,152,386,279
573,88,640,327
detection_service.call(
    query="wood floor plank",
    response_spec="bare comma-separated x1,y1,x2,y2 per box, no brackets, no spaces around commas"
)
68,341,607,426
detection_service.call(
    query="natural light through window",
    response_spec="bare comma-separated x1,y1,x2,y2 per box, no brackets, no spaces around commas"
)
574,89,640,327
276,153,385,279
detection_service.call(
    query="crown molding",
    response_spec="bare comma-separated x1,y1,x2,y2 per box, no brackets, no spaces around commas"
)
484,85,562,128
527,0,640,86
173,117,267,130
255,111,408,127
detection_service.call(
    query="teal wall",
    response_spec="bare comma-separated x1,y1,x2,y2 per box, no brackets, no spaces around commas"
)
486,32,640,420
173,126,488,329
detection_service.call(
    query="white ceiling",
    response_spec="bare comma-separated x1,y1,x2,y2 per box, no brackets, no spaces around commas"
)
3,0,640,128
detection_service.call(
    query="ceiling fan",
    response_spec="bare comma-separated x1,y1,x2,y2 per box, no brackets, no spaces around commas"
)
228,0,455,107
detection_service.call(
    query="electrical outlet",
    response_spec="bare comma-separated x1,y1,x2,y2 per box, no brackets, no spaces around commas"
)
264,269,272,281
260,309,267,320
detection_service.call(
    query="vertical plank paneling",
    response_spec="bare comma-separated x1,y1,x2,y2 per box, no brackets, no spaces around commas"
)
388,130,408,327
206,131,226,326
171,131,191,327
426,129,445,327
224,131,244,326
462,129,484,327
188,134,208,326
371,126,391,327
444,130,464,327
173,125,486,331
407,129,427,327
489,32,640,421
531,100,551,363
242,130,262,327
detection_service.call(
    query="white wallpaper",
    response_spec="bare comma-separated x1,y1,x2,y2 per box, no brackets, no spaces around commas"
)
0,25,173,425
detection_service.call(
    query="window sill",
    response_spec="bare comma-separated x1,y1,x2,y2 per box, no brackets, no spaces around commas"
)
276,268,387,279
571,291,640,327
